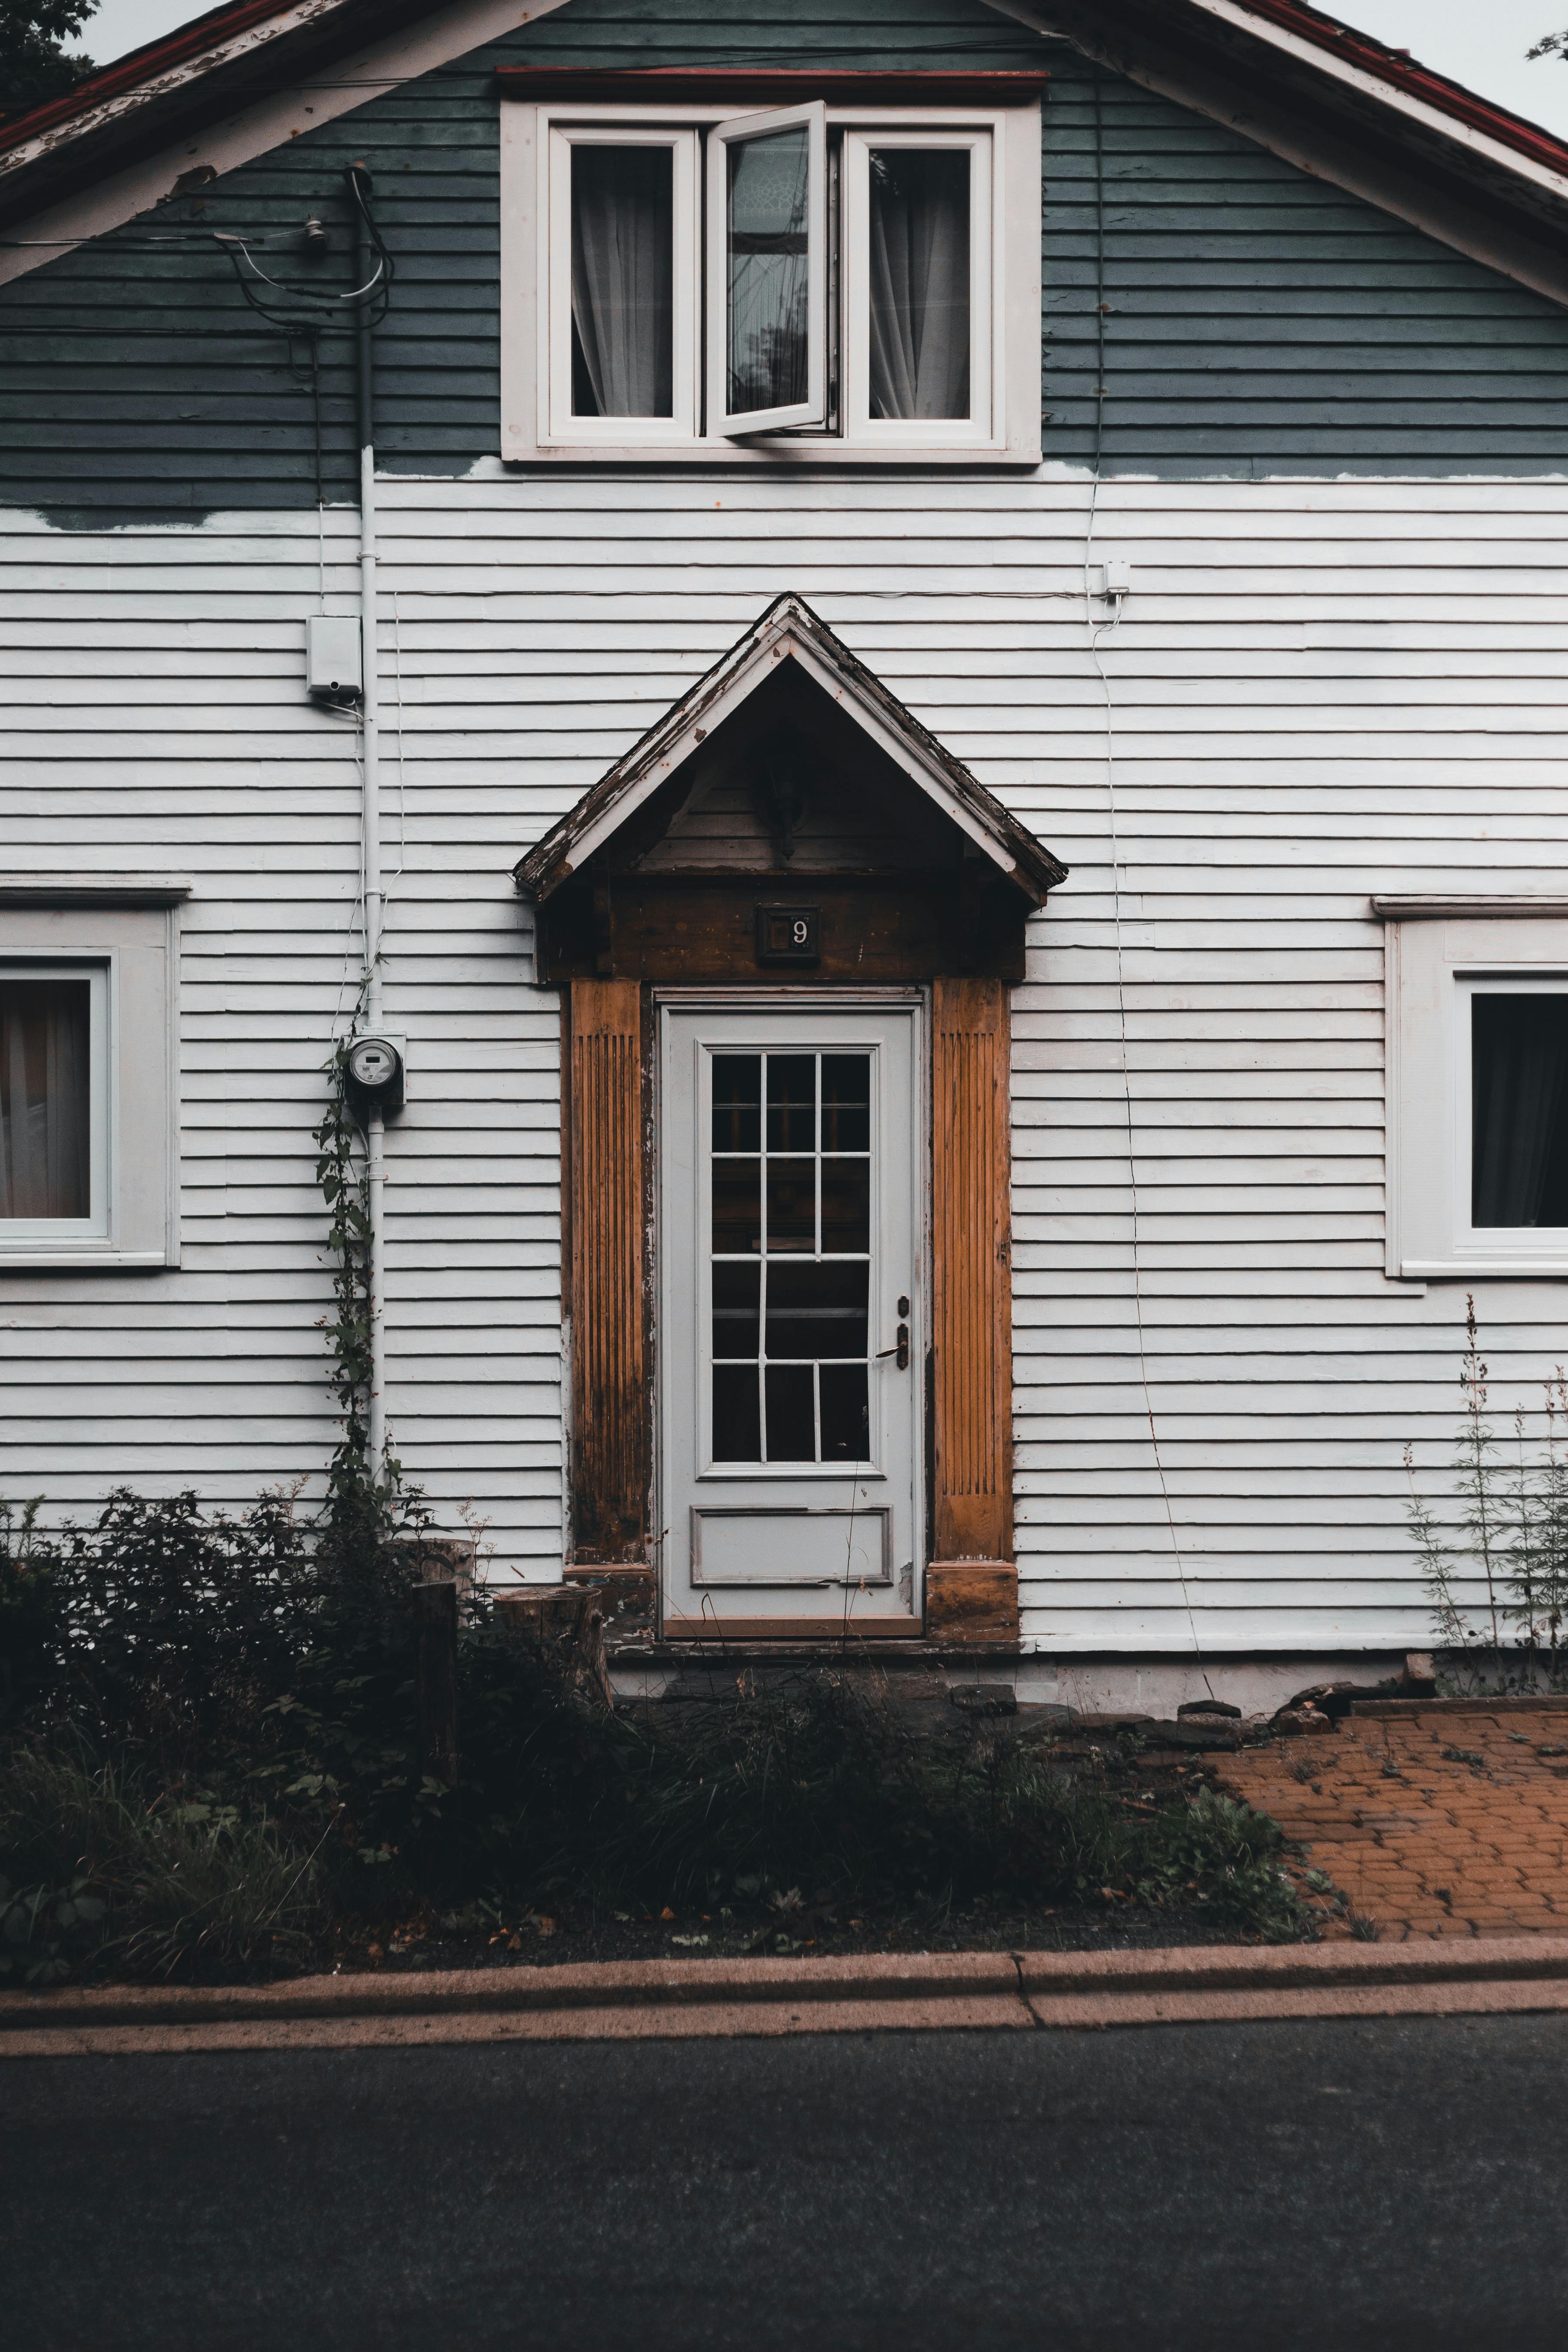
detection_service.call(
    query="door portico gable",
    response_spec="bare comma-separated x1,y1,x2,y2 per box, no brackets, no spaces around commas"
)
513,595,1066,1643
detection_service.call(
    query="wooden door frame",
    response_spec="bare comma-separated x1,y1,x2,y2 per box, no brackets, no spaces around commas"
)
564,974,1018,1644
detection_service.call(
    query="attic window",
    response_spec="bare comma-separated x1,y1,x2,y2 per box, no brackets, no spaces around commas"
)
500,80,1040,463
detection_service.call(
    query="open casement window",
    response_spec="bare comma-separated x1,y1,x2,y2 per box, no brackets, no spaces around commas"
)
706,102,827,436
501,90,1040,463
1383,904,1568,1278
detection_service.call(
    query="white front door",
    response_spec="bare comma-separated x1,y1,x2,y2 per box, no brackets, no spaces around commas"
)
659,1000,923,1633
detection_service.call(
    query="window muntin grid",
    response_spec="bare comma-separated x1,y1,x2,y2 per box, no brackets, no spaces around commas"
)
710,1049,871,1462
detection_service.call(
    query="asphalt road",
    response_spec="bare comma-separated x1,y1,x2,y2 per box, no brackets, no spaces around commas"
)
5,2014,1567,2351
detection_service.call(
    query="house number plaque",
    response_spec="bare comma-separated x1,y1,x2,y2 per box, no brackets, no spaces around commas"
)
755,904,822,964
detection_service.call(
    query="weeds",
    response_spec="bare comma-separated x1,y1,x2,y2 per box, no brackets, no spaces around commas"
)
0,1739,325,1983
1405,1300,1568,1687
2,1489,1312,1982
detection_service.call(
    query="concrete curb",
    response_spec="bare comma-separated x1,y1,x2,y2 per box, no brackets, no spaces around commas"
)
5,1935,1568,2055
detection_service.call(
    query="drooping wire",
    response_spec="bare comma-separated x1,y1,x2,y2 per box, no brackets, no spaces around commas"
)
1082,70,1215,1699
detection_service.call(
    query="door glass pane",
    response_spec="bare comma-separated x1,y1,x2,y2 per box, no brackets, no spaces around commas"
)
765,1362,815,1461
726,127,810,413
821,1158,870,1254
765,1261,868,1359
766,1158,815,1251
1472,994,1568,1226
766,1054,815,1150
571,145,675,418
712,1260,760,1359
713,1054,761,1151
712,1158,760,1254
867,148,971,422
821,1055,870,1152
819,1364,869,1462
713,1367,761,1462
0,976,90,1220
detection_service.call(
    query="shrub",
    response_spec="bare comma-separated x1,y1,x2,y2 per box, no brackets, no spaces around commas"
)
1,1489,1311,1977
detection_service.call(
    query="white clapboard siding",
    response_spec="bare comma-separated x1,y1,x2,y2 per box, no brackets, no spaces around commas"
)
3,472,1568,1644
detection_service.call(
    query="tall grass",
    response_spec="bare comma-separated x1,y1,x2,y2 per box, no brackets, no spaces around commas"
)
0,1738,327,1984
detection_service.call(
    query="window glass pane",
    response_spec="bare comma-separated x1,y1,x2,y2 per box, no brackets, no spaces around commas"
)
819,1364,869,1462
766,1158,815,1252
765,1362,815,1461
726,127,810,412
766,1054,815,1151
713,1158,761,1254
713,1054,761,1152
571,145,674,418
713,1366,761,1462
820,1158,870,1254
764,1261,868,1360
0,977,90,1220
1472,994,1568,1226
712,1260,760,1359
821,1055,869,1152
867,148,971,422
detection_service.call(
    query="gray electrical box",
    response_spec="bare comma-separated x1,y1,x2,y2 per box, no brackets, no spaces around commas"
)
307,615,363,702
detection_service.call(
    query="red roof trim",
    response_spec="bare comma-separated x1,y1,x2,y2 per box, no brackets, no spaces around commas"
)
2,0,1568,196
0,0,303,158
1229,0,1568,180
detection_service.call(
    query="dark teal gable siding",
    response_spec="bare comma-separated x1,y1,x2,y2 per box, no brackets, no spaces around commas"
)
2,0,1567,523
1043,64,1568,476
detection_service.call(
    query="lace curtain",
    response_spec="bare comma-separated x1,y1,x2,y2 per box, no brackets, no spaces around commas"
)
0,979,90,1220
571,146,674,418
1472,994,1568,1226
867,148,971,422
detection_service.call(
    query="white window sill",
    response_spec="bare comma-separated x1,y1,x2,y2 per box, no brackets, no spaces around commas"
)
1400,1257,1568,1281
0,1246,172,1271
502,440,1040,467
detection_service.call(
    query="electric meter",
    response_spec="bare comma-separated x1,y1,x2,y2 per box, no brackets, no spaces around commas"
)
345,1032,405,1114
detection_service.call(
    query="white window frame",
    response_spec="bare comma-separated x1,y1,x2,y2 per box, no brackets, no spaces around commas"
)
0,962,109,1243
0,891,182,1270
1383,901,1568,1278
500,99,1040,465
545,122,700,443
840,126,994,447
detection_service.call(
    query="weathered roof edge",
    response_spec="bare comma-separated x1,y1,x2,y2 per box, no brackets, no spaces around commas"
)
4,0,1568,292
511,593,1069,906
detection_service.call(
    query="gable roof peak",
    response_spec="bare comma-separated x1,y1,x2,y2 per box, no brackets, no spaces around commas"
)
512,592,1066,905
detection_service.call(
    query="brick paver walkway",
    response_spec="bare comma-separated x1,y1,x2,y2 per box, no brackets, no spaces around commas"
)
1222,1706,1568,1940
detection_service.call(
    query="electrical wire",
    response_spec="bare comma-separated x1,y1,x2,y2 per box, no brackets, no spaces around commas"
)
1083,71,1215,1699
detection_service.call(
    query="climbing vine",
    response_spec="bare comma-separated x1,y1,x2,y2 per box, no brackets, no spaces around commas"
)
313,1031,385,1523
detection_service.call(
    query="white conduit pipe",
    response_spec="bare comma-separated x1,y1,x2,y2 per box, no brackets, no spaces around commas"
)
355,172,386,1472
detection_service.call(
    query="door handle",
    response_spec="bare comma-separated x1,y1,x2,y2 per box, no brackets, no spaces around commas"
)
879,1307,912,1373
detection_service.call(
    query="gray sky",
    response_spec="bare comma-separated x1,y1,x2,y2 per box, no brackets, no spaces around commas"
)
66,0,1568,139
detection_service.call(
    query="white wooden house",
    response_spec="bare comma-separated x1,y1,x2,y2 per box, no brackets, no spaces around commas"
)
3,0,1568,1706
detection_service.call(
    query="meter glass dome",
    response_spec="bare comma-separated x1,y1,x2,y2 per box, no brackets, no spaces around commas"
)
350,1040,396,1087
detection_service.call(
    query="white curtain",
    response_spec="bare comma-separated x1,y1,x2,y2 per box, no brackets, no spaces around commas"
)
0,979,90,1220
571,146,674,418
868,149,971,422
1472,995,1568,1225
